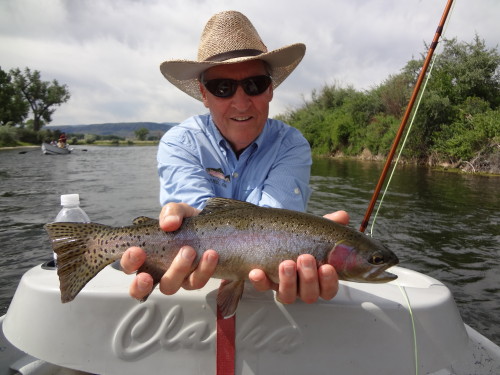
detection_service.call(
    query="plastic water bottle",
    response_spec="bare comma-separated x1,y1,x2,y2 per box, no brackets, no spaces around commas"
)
52,194,90,266
55,194,90,223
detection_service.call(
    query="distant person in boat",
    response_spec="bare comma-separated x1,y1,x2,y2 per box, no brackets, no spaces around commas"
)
57,133,67,148
121,11,349,305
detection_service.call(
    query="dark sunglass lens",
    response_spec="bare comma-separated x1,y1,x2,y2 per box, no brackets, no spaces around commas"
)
204,76,271,98
242,79,259,95
205,79,235,97
242,76,272,96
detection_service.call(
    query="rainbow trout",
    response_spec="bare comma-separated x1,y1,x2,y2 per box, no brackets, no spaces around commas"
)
45,198,399,317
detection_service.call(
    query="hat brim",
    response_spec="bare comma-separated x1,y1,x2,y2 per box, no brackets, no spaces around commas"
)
160,43,305,101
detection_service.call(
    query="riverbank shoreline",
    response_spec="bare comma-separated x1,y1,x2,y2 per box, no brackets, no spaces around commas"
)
320,149,500,176
0,145,38,151
3,144,499,176
0,141,159,151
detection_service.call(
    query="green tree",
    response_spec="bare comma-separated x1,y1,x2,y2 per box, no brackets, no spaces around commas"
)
9,67,70,131
433,104,500,163
0,126,18,146
365,114,400,155
280,34,499,170
431,35,500,107
0,67,29,125
404,35,500,158
376,73,413,118
134,127,149,141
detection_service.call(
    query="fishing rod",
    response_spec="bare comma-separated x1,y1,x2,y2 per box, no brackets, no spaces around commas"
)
359,0,454,233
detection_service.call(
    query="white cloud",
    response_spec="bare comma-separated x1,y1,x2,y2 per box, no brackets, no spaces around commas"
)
1,0,498,125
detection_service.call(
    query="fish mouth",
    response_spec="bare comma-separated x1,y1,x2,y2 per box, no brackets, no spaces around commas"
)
364,265,398,283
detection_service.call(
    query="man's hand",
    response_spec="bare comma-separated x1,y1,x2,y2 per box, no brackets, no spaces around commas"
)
120,202,218,300
121,204,350,305
248,210,349,304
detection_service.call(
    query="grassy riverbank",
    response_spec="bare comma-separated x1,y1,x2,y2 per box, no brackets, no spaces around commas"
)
3,142,499,176
316,149,500,176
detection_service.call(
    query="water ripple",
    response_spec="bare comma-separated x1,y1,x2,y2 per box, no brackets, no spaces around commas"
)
0,149,499,344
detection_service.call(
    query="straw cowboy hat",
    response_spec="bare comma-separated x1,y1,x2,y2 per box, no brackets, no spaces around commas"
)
160,10,306,101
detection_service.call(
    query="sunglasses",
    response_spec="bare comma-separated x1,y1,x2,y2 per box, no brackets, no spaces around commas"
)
202,75,272,98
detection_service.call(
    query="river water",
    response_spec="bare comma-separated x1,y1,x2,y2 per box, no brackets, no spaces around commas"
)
0,146,499,345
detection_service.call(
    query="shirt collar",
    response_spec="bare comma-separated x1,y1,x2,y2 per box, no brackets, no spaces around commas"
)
207,114,268,153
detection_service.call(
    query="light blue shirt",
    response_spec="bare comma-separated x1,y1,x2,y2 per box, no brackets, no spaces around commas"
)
157,114,312,211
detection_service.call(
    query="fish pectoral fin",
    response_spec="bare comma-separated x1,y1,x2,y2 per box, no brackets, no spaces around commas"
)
216,279,245,319
137,260,166,302
132,216,159,226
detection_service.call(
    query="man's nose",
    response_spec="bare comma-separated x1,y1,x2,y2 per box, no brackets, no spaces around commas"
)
230,86,252,110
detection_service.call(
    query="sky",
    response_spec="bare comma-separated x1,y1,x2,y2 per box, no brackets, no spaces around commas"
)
1,0,499,126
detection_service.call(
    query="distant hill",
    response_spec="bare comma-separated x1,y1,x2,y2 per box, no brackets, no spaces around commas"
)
47,122,178,139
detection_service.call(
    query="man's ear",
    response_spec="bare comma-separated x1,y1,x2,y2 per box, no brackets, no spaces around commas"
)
199,82,209,108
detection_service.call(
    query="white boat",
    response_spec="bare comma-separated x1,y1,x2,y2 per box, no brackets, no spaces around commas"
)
1,262,499,374
41,142,72,155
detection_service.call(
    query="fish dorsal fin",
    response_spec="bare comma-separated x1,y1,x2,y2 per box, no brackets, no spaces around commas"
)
200,198,257,216
132,216,158,225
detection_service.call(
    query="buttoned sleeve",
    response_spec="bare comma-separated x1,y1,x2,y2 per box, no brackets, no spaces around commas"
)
157,124,216,209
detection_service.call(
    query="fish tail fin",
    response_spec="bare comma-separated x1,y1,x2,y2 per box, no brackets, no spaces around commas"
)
44,222,119,303
217,279,245,318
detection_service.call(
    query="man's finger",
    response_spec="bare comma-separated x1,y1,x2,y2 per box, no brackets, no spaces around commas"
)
249,269,275,292
129,272,154,300
158,246,197,295
323,210,349,226
318,264,339,301
120,246,146,274
296,254,319,304
276,260,297,304
159,202,201,231
182,249,219,290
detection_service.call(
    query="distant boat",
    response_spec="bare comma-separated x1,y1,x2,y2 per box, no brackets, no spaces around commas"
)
41,142,72,155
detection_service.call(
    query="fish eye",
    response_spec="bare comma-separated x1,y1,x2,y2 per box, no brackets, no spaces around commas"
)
370,253,385,265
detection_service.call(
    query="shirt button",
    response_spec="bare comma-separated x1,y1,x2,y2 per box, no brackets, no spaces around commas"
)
233,172,239,178
294,187,301,195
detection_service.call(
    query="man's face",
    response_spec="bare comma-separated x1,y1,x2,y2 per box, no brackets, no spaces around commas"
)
199,60,273,154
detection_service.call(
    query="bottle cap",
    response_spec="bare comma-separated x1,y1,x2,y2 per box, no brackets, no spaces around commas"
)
60,194,80,206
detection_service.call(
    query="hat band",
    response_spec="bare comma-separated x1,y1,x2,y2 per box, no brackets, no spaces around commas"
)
204,49,264,62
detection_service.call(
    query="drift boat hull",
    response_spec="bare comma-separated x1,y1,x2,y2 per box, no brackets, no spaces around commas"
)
41,143,71,155
1,263,499,374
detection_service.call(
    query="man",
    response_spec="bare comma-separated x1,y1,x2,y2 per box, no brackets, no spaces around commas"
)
121,11,349,305
57,133,67,148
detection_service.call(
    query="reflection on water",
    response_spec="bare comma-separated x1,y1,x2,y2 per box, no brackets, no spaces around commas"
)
310,157,500,345
0,145,160,316
0,147,499,344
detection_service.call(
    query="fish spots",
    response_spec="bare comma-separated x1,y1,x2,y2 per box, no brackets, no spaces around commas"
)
45,199,399,305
